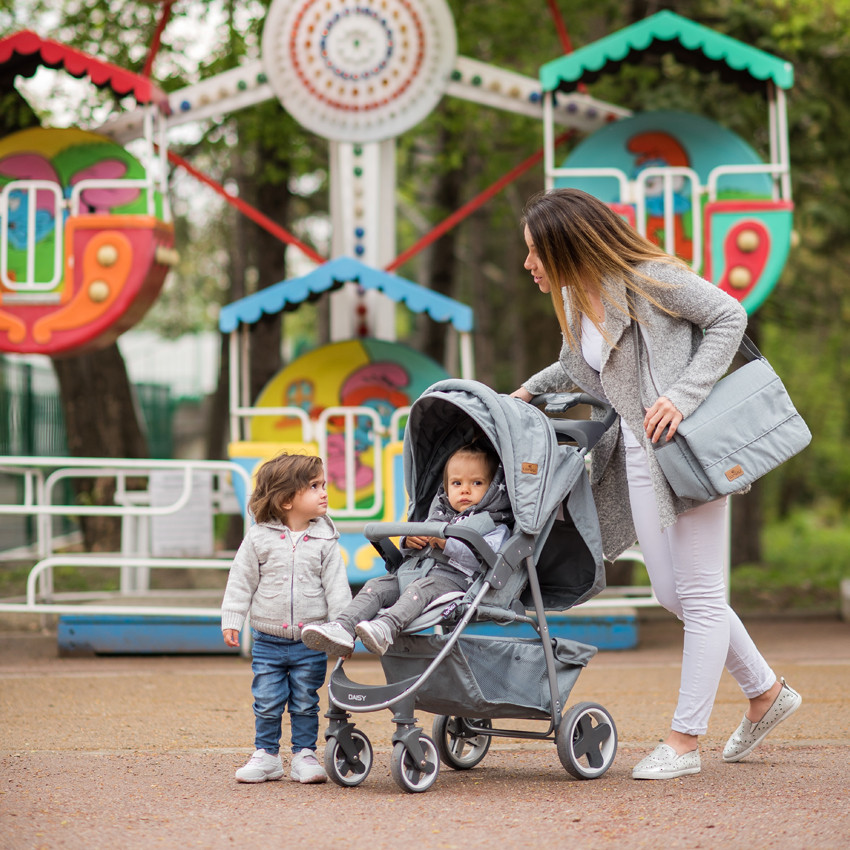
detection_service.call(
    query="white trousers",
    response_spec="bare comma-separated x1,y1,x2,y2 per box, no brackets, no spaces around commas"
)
625,444,776,735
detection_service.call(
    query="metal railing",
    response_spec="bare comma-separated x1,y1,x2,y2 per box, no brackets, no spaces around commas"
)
0,457,251,620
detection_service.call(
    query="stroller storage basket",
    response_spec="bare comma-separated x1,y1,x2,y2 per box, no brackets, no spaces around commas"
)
380,632,597,720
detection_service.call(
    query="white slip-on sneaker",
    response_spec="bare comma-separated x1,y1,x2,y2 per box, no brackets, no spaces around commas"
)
723,677,802,763
290,748,327,784
355,618,394,656
632,744,701,780
235,749,284,783
301,622,355,656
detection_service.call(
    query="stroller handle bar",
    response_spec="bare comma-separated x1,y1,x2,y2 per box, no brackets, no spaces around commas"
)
530,392,617,453
363,522,499,570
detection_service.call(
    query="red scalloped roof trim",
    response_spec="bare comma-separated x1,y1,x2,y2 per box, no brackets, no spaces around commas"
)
0,30,170,113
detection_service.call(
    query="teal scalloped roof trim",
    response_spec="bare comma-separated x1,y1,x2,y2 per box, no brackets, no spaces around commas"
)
540,10,794,93
218,256,474,333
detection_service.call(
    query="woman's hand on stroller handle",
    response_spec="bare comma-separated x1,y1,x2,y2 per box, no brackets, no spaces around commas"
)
528,391,605,413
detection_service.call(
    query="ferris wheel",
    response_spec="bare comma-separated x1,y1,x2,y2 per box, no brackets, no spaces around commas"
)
96,0,628,342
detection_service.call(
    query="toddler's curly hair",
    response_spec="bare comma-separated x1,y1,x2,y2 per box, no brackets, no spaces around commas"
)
248,452,324,524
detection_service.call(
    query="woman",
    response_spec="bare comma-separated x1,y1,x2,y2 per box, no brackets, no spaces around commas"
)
512,188,801,780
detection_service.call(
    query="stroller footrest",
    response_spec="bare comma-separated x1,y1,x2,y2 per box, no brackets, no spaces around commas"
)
328,665,419,710
474,604,531,625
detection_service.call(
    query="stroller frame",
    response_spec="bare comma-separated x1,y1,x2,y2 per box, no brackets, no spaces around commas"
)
323,383,619,793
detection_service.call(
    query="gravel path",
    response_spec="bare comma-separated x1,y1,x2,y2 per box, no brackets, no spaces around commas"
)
2,616,848,849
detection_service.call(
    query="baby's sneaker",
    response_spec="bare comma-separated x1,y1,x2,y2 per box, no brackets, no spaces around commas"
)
355,618,394,656
290,748,327,784
301,622,355,656
235,749,284,783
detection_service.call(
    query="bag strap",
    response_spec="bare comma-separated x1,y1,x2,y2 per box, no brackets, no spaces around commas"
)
628,292,763,407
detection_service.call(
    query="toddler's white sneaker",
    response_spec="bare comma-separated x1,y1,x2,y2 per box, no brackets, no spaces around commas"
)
290,748,327,784
235,749,284,783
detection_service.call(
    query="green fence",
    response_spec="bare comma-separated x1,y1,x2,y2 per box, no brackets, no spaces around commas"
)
0,358,176,459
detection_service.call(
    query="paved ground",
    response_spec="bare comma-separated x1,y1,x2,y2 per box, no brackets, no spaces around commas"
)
1,614,848,849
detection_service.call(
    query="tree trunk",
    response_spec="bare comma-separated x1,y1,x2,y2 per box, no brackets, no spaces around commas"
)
416,114,465,367
730,485,763,567
246,154,289,403
52,343,148,551
730,313,764,566
469,208,495,385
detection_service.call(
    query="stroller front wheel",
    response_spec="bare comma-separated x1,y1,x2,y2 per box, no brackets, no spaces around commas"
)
557,701,618,780
432,715,492,770
390,735,440,793
324,729,373,787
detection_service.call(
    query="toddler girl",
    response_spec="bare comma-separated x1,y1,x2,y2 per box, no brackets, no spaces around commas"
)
221,453,351,784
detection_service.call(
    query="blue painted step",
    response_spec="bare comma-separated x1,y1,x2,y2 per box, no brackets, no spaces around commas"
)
58,615,239,656
58,609,638,655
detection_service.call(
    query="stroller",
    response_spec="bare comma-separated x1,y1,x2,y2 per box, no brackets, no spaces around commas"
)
323,379,618,793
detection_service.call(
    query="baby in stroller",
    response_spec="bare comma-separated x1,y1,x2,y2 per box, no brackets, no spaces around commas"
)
302,440,513,657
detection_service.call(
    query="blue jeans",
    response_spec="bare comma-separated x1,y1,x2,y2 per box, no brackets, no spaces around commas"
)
250,630,328,755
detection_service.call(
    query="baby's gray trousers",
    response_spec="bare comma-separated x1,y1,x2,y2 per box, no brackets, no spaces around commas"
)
335,568,467,639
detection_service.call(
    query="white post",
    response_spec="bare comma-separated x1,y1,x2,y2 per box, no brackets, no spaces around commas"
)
775,86,792,201
459,331,475,380
543,92,555,192
228,331,240,443
329,140,397,341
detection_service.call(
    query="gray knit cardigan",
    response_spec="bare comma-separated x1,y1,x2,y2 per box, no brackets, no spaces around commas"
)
523,260,747,560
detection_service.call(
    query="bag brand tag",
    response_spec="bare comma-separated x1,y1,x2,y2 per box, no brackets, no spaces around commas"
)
725,464,744,482
522,462,538,475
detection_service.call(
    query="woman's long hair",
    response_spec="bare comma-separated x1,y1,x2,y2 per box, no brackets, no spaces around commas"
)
521,188,685,348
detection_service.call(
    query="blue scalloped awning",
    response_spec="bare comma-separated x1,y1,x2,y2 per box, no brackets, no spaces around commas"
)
218,256,474,333
540,11,794,94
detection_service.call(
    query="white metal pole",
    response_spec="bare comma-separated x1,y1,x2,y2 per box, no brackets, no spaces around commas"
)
543,92,555,192
459,331,475,380
228,331,240,443
776,86,792,201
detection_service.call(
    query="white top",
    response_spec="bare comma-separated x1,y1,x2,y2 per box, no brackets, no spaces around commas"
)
287,528,307,544
580,313,641,448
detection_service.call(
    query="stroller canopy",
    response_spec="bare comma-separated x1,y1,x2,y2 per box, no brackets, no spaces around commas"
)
403,380,606,610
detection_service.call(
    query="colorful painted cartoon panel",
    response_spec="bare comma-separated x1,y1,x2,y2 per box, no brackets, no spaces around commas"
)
251,338,448,512
556,110,792,312
705,200,793,313
557,110,771,262
558,110,771,199
0,127,174,355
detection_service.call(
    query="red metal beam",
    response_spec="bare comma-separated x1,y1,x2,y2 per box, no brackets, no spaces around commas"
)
385,130,574,273
546,0,575,54
167,150,327,265
142,0,176,79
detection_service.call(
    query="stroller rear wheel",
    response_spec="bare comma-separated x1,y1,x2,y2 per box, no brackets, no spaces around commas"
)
324,730,373,787
390,735,440,793
432,715,492,770
557,701,617,779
